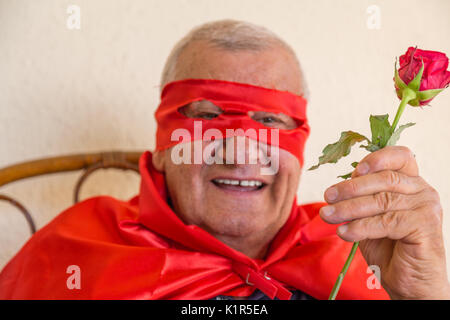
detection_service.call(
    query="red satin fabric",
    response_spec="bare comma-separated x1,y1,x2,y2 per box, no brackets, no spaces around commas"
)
155,79,310,167
0,151,389,300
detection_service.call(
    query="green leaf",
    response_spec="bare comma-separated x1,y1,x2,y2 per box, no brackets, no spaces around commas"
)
369,114,392,148
337,162,359,179
360,143,380,152
351,161,359,168
386,122,416,146
308,131,370,170
337,172,353,180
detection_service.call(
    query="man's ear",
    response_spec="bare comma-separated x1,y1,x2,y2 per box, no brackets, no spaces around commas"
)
152,150,166,172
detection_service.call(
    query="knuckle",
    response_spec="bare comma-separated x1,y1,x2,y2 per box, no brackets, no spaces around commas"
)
346,179,359,195
426,201,443,226
352,219,367,236
340,200,358,221
426,186,441,202
383,170,401,188
348,218,370,237
415,176,427,189
419,187,443,225
379,211,399,231
373,191,398,212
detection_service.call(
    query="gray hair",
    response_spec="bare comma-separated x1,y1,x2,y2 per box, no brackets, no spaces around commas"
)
160,19,309,99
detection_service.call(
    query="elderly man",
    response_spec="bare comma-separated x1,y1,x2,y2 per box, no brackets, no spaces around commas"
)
0,20,449,300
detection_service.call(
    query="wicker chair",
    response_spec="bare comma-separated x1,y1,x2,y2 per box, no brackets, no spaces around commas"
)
0,151,144,235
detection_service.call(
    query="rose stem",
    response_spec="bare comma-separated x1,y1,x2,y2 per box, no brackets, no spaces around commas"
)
328,241,359,300
390,87,416,133
328,88,415,300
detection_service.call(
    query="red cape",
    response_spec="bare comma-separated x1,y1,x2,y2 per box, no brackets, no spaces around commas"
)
0,151,389,300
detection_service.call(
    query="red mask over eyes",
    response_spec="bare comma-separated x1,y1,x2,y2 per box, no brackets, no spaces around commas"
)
155,79,310,167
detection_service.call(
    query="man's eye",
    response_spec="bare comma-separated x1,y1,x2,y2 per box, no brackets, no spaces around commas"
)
197,112,219,120
178,101,223,119
248,111,297,130
260,117,279,124
254,116,283,127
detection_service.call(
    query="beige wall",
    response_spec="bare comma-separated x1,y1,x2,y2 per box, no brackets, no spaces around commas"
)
1,0,450,282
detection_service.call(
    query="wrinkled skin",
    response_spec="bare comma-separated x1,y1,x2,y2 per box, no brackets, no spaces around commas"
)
153,40,304,260
320,146,450,299
154,40,450,299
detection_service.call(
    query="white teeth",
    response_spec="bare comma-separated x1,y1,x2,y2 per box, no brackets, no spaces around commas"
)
214,179,263,187
240,180,249,186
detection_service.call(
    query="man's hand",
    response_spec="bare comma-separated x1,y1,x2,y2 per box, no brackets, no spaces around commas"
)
319,146,450,299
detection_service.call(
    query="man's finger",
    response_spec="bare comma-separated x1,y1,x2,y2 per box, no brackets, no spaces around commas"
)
320,189,433,224
351,145,419,179
324,170,428,204
336,204,442,243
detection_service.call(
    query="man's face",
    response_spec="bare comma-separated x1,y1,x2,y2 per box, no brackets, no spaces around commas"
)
153,41,305,256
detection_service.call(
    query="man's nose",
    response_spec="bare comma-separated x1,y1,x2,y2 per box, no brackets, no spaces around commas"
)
212,136,272,166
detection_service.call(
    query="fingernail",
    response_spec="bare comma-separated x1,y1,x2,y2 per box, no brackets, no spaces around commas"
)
325,187,338,201
320,205,335,217
357,162,370,175
338,224,348,235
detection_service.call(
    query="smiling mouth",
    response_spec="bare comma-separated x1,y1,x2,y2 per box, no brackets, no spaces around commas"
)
211,178,266,192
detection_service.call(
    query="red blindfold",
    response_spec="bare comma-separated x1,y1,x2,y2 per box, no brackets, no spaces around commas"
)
155,79,310,167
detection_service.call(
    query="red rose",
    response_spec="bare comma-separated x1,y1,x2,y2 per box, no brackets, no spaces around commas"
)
396,47,450,105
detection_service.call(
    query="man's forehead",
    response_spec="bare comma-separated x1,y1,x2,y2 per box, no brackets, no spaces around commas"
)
172,40,304,96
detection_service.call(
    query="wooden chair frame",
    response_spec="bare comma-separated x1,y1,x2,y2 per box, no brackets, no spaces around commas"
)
0,151,144,235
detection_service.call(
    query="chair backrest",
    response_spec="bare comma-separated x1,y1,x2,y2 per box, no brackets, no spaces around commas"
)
0,151,144,235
